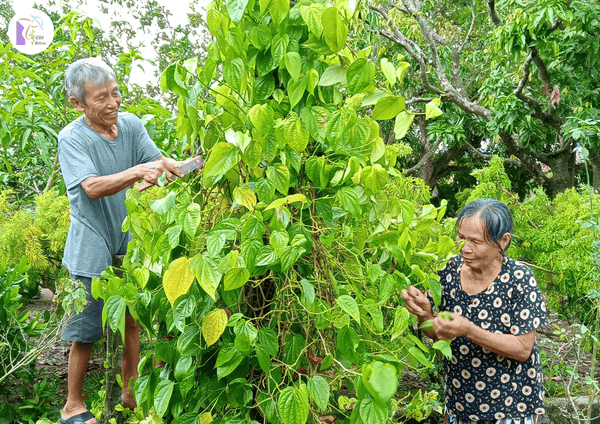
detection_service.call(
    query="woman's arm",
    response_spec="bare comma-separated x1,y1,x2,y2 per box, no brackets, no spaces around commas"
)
80,156,184,199
433,313,536,362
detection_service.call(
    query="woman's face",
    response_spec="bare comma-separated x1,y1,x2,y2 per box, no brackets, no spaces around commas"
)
457,216,504,270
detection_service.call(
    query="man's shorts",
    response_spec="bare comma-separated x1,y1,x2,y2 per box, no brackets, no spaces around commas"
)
61,275,104,343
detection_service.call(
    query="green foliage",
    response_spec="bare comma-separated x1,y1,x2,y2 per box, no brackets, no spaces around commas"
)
0,190,70,298
89,0,457,422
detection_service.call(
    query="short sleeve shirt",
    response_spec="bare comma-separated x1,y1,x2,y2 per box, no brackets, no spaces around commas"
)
438,255,548,421
58,113,162,278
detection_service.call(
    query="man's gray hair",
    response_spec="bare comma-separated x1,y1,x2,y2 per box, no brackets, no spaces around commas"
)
65,57,117,104
457,198,514,254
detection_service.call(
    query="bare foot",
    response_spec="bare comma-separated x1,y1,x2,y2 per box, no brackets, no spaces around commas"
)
122,392,137,410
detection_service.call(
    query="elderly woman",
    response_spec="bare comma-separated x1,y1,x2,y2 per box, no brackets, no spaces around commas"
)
402,198,547,423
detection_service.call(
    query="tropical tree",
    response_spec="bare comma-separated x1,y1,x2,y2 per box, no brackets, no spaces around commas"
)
365,0,600,197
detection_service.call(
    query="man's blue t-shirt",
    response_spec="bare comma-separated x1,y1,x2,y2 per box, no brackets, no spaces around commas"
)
58,113,162,278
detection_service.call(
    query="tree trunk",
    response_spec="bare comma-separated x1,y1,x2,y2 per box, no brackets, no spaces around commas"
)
543,150,576,196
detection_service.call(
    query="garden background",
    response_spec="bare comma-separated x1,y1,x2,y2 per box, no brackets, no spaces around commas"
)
1,0,599,423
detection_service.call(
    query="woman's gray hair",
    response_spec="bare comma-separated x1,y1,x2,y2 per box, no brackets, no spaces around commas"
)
456,198,513,253
65,57,117,104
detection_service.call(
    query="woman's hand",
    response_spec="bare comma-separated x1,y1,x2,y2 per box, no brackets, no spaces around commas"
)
432,312,472,340
401,286,434,321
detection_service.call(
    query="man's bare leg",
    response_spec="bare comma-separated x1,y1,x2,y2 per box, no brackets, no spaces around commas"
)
122,315,140,410
62,342,97,423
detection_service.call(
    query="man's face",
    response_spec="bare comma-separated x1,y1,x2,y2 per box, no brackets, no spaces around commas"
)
80,79,122,130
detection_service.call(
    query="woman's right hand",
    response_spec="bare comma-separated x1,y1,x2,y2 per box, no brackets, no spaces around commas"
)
401,286,434,320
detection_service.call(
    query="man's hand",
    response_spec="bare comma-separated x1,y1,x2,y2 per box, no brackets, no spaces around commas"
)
401,286,434,320
138,157,185,185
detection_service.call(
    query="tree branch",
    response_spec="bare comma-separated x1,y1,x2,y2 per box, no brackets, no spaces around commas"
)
464,140,522,167
486,0,504,26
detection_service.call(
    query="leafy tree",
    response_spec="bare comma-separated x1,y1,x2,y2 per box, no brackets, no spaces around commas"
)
92,0,456,422
367,0,600,197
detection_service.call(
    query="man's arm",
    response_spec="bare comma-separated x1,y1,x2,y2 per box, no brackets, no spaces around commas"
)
80,157,184,199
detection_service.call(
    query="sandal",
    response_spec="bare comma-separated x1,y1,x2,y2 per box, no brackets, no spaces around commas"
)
59,411,98,424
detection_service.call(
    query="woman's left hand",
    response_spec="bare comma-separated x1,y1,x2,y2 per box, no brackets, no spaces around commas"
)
432,312,473,340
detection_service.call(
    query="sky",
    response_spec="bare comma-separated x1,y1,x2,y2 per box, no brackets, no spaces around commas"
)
10,0,212,85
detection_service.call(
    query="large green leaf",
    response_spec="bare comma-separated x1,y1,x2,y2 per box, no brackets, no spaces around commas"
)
322,7,348,53
227,0,250,23
394,111,415,139
300,3,325,36
361,361,398,404
270,0,290,26
307,376,329,411
284,115,309,153
183,203,201,238
359,398,387,424
249,103,275,138
318,64,347,87
150,191,176,215
359,164,388,196
204,142,239,179
336,295,361,325
224,267,250,291
104,295,126,343
285,52,302,81
223,57,244,92
425,98,443,120
347,58,375,95
337,325,359,363
191,253,222,301
371,96,405,120
277,385,309,424
380,58,396,85
154,379,175,417
267,164,290,195
336,187,361,218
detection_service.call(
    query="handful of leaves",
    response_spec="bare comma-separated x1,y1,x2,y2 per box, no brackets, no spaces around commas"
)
418,311,453,332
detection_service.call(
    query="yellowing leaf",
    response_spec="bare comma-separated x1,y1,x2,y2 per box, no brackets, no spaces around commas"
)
163,257,195,306
133,267,149,289
265,193,307,211
425,98,443,120
202,309,228,347
233,184,257,210
200,412,213,424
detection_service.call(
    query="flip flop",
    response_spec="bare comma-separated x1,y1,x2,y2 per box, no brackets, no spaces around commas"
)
59,411,98,424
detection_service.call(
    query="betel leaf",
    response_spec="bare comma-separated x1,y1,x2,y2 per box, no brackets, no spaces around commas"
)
202,308,228,347
318,64,347,87
267,163,290,195
104,295,126,343
361,361,398,404
425,98,443,120
300,2,325,37
270,0,290,26
150,191,176,215
336,186,361,218
280,246,300,272
391,306,410,340
288,77,307,109
394,110,415,139
371,96,405,120
204,142,239,179
258,327,279,356
346,58,375,95
224,267,250,291
227,0,250,23
307,375,329,411
163,257,195,306
360,164,388,196
233,184,257,210
223,57,244,92
285,52,302,81
380,58,396,85
183,203,201,238
277,385,309,424
284,115,309,153
359,398,387,424
248,103,275,138
337,325,360,363
270,230,289,257
154,379,175,418
322,7,348,53
433,339,453,360
255,245,279,266
336,295,361,325
190,254,220,301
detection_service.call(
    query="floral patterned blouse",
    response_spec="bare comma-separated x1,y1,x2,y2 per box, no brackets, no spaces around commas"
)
437,255,548,421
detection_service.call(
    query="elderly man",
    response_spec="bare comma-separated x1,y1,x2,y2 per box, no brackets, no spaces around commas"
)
58,57,183,424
